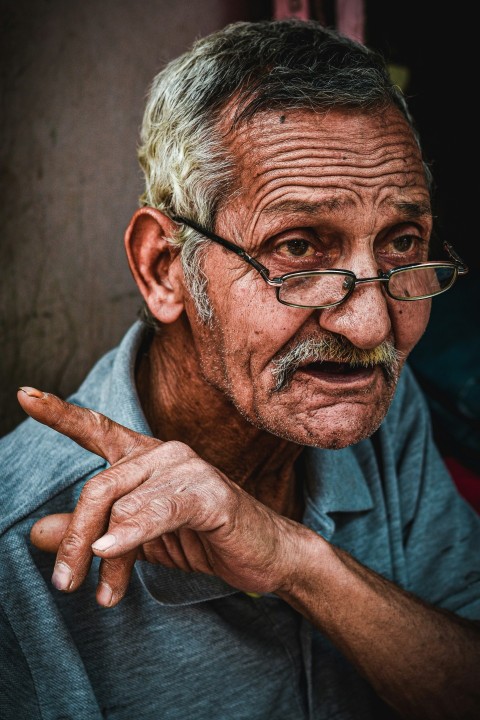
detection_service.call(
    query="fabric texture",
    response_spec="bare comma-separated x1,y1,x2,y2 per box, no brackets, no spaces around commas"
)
1,321,479,720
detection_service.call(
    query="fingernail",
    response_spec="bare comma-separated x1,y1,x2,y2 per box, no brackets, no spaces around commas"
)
52,562,72,591
92,534,116,552
18,386,44,398
97,582,113,607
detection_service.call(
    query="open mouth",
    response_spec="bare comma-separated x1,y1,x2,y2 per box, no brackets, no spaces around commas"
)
299,360,376,379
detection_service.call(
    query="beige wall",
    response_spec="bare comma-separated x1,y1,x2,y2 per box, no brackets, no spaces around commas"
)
0,0,250,436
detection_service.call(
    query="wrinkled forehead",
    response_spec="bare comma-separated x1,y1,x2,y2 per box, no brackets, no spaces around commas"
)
216,105,430,231
224,104,423,179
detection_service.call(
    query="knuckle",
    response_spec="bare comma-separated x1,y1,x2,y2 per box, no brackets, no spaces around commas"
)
120,516,147,541
80,473,117,504
110,496,141,523
101,557,127,575
100,560,131,594
87,408,111,433
161,440,196,460
195,482,232,520
59,530,87,558
73,409,110,447
183,455,210,476
46,397,76,433
150,495,180,519
212,481,232,508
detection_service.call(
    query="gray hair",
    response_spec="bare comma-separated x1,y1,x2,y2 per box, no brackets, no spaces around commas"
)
137,19,431,327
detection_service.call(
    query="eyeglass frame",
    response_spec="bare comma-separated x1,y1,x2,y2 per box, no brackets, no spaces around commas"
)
171,214,469,309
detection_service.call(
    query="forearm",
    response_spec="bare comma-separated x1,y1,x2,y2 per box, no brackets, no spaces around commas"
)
279,527,480,720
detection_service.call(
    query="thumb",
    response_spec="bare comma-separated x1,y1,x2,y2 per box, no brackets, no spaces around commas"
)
30,513,72,553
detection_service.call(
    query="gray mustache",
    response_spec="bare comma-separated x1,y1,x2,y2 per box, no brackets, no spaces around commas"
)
271,335,402,392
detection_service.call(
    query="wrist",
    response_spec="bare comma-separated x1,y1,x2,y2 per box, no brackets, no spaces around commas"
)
275,520,333,599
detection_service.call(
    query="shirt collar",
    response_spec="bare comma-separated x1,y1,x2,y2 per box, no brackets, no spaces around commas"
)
301,446,374,541
98,320,154,436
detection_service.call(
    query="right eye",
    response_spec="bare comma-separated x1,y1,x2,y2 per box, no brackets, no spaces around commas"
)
276,238,317,258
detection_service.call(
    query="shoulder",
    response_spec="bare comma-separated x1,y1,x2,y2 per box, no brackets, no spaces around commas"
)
0,346,118,535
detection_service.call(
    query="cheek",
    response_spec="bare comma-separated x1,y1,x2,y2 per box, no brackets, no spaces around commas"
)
390,299,431,355
207,273,305,371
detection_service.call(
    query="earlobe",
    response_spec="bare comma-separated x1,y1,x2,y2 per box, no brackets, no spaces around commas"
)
124,207,185,324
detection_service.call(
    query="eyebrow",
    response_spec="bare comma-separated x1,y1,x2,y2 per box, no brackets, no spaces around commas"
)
262,198,352,216
387,199,432,219
262,198,432,219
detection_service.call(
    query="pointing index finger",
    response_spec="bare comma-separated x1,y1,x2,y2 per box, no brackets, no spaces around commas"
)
17,387,143,465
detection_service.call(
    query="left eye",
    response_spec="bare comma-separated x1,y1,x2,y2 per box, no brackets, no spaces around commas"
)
278,239,315,257
391,236,416,253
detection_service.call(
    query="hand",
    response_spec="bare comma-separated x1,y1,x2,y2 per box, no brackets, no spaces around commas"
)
18,387,304,607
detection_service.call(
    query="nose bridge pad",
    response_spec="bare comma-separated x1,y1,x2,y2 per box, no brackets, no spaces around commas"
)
342,276,355,293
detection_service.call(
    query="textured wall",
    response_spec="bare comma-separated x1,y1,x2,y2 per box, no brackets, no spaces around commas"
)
0,0,249,436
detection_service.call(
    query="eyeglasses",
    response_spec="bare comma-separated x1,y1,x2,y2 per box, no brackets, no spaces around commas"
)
172,215,469,309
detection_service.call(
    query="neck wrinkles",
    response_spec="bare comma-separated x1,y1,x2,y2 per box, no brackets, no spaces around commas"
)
135,323,304,520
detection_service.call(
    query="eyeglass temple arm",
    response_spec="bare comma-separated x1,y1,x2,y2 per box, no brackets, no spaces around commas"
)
172,217,470,281
172,215,272,278
444,241,469,274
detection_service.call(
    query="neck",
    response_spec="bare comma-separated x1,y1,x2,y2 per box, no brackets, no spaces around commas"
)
136,320,304,520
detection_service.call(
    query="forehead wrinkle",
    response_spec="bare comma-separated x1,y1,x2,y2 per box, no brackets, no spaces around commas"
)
226,122,425,217
230,123,422,184
245,145,423,177
243,168,428,224
235,119,421,167
236,144,426,199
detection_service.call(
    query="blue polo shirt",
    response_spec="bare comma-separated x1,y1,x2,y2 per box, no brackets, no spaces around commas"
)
1,321,479,720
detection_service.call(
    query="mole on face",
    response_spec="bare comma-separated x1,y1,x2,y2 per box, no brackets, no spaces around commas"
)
279,114,286,124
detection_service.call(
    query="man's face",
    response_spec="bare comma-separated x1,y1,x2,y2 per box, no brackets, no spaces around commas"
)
182,107,432,448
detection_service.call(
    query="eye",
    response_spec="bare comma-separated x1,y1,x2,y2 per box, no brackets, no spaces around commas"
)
377,232,428,268
383,233,427,258
277,239,316,257
391,235,416,253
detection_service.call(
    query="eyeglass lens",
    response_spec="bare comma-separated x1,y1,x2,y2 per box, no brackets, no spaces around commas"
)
278,266,457,307
388,266,456,300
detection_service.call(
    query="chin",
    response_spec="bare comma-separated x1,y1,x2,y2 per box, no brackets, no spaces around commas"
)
271,416,385,449
302,414,386,449
251,393,394,449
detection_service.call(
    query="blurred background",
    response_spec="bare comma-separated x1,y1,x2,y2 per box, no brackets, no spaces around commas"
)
1,0,478,505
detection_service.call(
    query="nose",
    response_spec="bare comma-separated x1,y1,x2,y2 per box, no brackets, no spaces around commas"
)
318,272,392,349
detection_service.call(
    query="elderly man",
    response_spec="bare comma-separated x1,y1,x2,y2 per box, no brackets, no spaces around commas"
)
1,18,479,720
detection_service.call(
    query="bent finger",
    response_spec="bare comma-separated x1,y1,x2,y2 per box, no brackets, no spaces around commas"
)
91,495,193,557
52,457,154,592
96,550,137,607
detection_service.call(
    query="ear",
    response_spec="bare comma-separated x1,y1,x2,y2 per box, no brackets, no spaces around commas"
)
124,207,185,324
